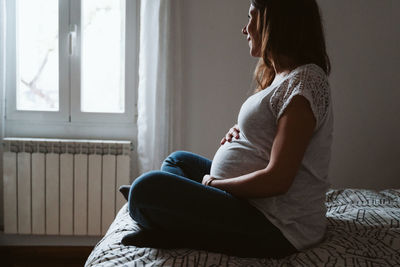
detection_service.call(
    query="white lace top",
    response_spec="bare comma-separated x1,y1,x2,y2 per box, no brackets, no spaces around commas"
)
210,63,333,250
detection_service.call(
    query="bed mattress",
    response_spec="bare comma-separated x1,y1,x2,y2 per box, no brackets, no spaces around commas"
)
85,189,400,266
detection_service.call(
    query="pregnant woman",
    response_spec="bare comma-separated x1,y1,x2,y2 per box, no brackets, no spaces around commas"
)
122,0,333,259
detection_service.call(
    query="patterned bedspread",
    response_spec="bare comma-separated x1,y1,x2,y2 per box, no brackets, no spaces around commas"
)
85,189,400,266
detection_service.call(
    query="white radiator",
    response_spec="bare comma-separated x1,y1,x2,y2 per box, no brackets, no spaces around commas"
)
2,138,132,236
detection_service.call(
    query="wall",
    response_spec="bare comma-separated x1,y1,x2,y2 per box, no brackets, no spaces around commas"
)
181,0,400,189
181,0,256,156
319,0,400,189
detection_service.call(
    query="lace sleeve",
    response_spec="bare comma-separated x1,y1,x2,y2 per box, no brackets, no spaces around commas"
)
270,64,330,130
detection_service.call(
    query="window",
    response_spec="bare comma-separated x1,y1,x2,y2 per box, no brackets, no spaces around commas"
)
5,0,139,140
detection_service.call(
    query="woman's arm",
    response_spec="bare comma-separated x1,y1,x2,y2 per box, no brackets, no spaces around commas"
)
202,95,316,199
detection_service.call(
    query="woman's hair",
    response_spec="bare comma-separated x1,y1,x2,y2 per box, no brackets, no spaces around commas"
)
250,0,331,91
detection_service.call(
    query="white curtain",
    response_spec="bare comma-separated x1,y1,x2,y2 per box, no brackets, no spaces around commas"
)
0,0,5,133
136,0,183,174
0,0,6,228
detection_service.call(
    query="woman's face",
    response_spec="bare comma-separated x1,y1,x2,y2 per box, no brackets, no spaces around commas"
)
242,5,262,57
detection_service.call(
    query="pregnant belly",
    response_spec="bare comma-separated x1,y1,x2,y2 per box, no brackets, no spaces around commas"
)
210,141,268,179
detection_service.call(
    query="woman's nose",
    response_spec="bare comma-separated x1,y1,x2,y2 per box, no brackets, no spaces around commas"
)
242,26,247,35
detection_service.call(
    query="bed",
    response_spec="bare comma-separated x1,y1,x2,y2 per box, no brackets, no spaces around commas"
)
85,189,400,266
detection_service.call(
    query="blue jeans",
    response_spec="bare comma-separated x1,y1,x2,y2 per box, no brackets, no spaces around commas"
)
128,151,297,257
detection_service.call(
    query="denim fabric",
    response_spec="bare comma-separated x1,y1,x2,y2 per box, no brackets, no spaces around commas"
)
127,151,297,256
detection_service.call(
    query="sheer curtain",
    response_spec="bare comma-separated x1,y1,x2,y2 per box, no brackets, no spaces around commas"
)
136,0,183,174
0,0,6,228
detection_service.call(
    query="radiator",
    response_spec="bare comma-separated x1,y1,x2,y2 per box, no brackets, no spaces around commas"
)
2,137,132,236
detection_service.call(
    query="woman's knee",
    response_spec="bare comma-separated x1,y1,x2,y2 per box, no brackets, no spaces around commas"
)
161,151,193,172
163,151,189,165
128,171,168,207
128,171,175,225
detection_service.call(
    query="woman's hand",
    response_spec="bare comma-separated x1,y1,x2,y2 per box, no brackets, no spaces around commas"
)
202,175,216,186
220,124,240,145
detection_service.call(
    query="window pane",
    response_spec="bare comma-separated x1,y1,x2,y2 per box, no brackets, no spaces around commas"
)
81,0,125,113
17,0,59,111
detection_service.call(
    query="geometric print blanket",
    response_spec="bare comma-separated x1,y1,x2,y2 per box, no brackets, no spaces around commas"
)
85,189,400,266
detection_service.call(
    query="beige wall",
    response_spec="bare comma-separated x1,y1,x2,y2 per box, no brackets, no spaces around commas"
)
181,0,400,189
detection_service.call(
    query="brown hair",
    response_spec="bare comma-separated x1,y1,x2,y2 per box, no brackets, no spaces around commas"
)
250,0,331,91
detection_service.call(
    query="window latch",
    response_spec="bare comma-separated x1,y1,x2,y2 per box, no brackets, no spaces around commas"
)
69,24,78,56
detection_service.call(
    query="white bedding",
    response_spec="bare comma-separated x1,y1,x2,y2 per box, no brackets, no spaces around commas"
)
85,189,400,266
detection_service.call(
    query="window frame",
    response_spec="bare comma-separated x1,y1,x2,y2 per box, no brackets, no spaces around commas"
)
5,0,139,140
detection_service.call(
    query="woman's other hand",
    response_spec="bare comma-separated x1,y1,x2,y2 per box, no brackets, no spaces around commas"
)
202,175,215,186
220,124,240,145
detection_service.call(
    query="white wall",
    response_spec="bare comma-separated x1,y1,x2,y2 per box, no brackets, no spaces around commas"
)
181,0,256,156
319,0,400,189
181,0,400,189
